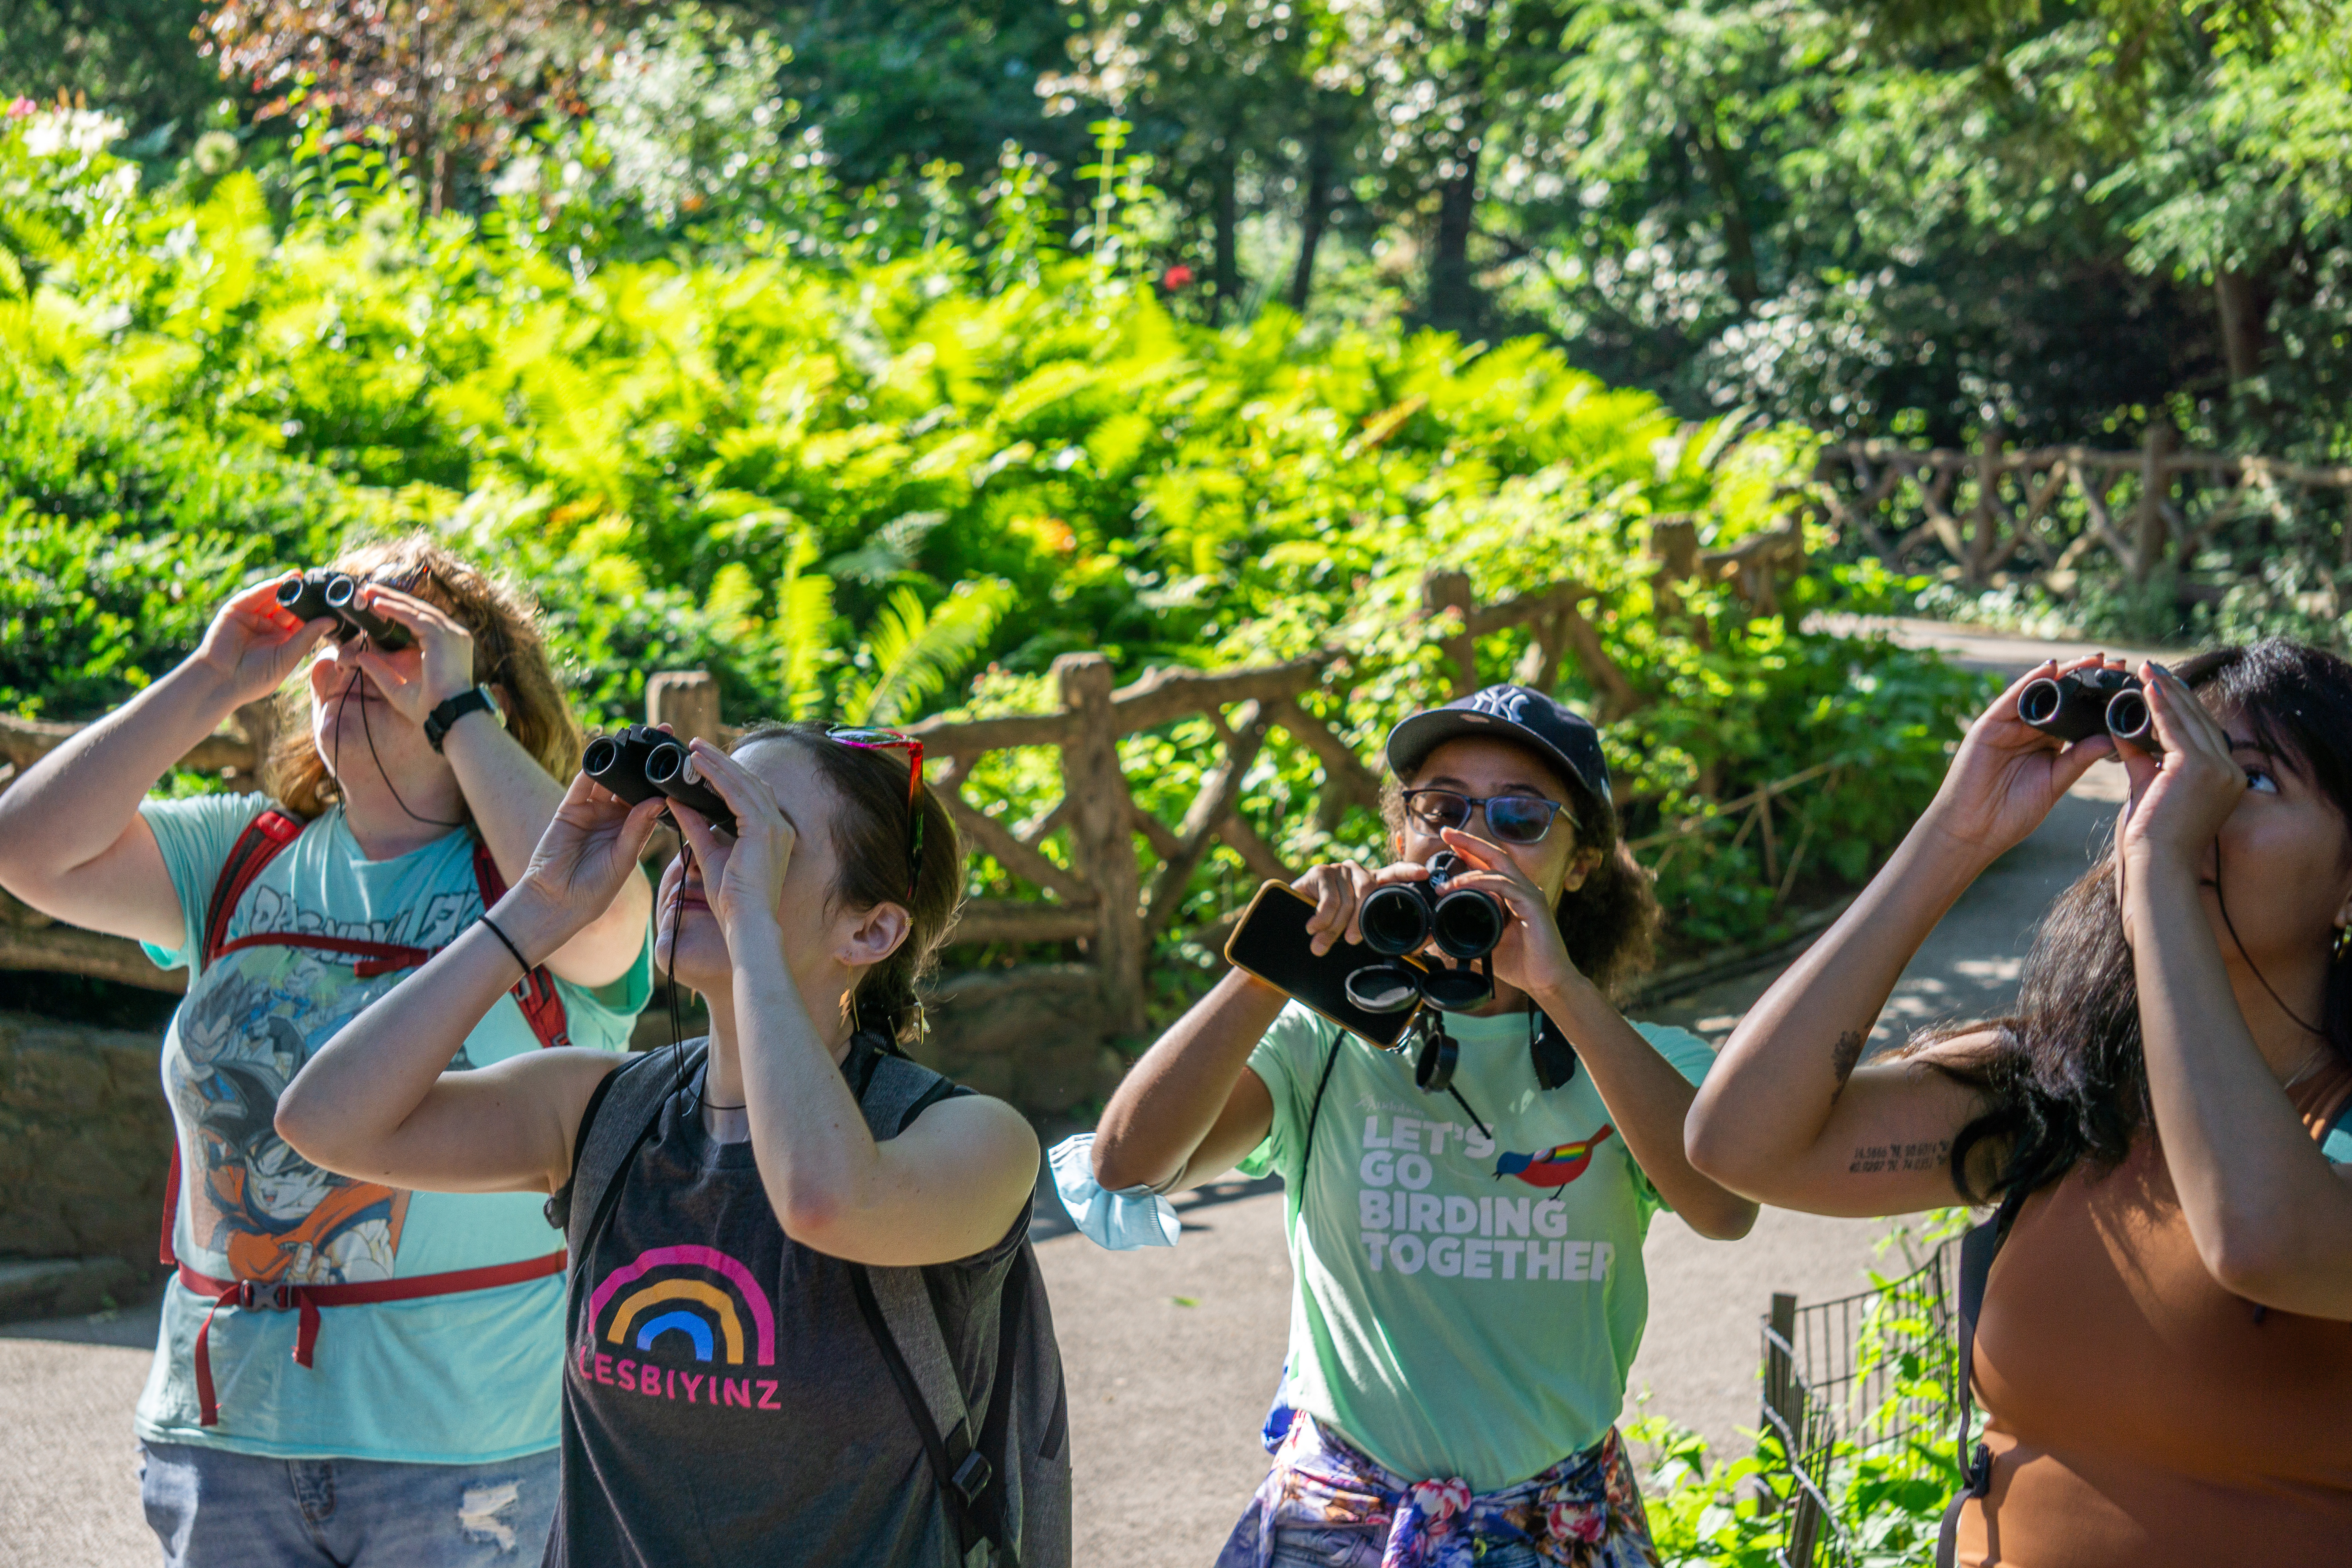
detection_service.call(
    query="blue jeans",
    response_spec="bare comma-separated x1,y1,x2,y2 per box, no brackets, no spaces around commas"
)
137,1441,558,1567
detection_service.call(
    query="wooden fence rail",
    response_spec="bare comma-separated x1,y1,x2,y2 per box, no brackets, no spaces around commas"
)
1818,426,2352,599
0,535,1816,1074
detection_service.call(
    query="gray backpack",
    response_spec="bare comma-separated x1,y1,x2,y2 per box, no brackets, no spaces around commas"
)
553,1036,1072,1568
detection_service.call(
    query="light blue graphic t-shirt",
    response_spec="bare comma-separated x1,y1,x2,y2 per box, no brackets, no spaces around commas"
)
136,791,653,1463
1238,1001,1717,1491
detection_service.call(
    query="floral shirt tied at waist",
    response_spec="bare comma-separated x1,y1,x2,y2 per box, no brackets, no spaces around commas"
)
1217,1396,1660,1568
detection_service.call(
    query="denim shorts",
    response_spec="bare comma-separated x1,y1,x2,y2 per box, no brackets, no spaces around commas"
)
137,1441,558,1568
1270,1524,1551,1568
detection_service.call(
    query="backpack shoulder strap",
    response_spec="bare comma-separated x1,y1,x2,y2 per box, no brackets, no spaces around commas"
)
563,1042,699,1259
1296,1020,1346,1190
1935,1183,2031,1568
541,1059,626,1236
471,837,571,1051
848,1039,1006,1566
200,807,304,970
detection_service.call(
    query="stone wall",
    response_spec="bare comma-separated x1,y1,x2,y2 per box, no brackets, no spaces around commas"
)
0,1010,173,1268
911,965,1131,1117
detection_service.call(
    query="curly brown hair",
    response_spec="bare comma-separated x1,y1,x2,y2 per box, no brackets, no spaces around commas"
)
1380,753,1660,1000
264,535,582,820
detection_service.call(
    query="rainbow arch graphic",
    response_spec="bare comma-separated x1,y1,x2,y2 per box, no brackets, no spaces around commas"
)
588,1245,775,1367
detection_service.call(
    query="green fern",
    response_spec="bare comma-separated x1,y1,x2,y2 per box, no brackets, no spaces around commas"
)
774,531,839,720
843,577,1013,726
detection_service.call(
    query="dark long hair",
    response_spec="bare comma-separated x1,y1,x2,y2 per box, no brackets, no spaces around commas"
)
731,721,963,1044
1381,757,1660,1000
1937,639,2352,1204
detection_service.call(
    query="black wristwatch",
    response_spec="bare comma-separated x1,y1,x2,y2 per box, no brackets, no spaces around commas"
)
424,684,505,753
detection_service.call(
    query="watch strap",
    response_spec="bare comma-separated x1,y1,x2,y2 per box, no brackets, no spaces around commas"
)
425,685,496,753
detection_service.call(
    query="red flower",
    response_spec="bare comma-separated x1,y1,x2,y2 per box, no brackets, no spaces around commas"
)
1161,264,1195,290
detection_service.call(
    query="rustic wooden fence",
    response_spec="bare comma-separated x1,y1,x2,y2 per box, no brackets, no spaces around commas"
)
1818,425,2352,600
0,537,1811,1110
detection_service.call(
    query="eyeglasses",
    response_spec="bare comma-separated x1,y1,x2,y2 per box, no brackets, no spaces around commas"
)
827,727,926,900
1401,789,1576,846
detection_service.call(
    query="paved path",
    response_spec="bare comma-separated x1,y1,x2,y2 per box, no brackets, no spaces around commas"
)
0,619,2136,1568
0,1300,157,1566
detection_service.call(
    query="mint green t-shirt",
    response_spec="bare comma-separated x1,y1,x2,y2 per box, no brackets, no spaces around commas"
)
134,792,653,1463
1238,1001,1716,1491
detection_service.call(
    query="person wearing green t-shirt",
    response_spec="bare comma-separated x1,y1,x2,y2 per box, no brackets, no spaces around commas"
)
0,540,653,1567
1084,684,1756,1568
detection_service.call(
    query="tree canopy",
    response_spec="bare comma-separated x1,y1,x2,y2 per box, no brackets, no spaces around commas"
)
11,2,2352,452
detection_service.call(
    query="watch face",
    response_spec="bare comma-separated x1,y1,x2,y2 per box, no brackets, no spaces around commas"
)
480,684,506,724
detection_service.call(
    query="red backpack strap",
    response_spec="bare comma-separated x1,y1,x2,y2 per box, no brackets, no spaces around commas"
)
200,808,305,971
472,838,571,1050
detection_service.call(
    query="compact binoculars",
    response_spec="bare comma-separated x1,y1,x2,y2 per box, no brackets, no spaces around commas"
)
583,725,737,835
2018,667,2163,754
1343,853,1506,1028
276,571,414,652
1358,852,1508,962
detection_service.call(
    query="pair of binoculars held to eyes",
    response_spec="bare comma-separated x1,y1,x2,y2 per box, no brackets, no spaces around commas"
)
276,572,414,652
583,725,738,835
2018,667,2164,754
1343,853,1508,1035
1359,851,1509,962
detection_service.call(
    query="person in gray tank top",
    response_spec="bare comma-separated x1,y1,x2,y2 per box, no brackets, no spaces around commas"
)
275,720,1052,1566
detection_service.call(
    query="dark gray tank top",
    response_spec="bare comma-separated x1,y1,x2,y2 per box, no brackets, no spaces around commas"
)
545,1067,1023,1567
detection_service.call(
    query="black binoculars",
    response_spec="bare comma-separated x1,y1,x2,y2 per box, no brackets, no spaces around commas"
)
1358,852,1507,962
276,572,414,652
1343,853,1506,1029
583,725,737,835
2018,667,2163,754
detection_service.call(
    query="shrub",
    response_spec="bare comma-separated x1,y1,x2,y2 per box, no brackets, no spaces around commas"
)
0,105,1990,961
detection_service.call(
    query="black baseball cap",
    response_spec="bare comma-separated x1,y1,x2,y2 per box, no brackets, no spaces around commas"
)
1385,684,1612,809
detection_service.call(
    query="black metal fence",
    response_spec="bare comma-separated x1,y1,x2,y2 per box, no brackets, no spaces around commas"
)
1757,1240,1962,1568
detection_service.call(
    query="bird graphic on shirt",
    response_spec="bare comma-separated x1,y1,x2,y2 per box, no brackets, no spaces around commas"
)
1494,1125,1614,1189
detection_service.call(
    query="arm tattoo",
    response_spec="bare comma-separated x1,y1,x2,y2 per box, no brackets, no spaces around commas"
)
1829,1029,1866,1098
1849,1139,1952,1175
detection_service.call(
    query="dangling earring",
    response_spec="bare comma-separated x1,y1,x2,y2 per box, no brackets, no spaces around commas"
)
2334,924,2352,965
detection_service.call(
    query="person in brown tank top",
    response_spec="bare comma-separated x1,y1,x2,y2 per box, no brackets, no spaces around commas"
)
1685,637,2352,1568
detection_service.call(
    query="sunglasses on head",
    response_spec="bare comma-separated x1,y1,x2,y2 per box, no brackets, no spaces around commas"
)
1401,788,1576,846
826,726,925,900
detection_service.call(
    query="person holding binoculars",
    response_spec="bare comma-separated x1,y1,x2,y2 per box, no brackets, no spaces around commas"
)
0,539,655,1566
1080,684,1756,1568
1686,642,2352,1566
270,720,1063,1567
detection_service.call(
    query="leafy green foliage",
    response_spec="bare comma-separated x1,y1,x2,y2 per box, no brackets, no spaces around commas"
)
0,103,1987,961
1635,1244,1967,1566
0,1,229,157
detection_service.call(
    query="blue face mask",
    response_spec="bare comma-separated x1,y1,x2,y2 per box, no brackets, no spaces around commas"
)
1047,1132,1181,1250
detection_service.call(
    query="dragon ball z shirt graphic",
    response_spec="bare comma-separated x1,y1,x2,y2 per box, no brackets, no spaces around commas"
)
169,943,424,1285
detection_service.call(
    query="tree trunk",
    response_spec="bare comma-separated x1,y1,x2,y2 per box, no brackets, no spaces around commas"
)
1424,10,1489,335
1428,159,1481,334
1289,125,1334,312
1691,113,1758,309
1211,147,1240,323
414,7,435,215
2215,267,2265,386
